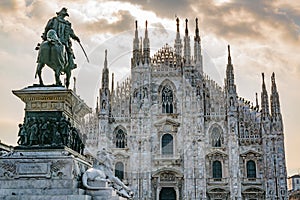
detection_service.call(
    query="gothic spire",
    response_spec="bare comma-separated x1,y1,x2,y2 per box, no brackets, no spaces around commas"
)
176,17,180,33
132,20,140,67
185,18,188,36
255,92,259,110
261,73,270,117
104,49,108,69
174,18,182,67
194,18,200,42
226,45,236,94
111,73,114,94
228,44,232,65
143,20,150,64
194,18,202,71
101,49,109,89
184,18,191,65
270,72,281,116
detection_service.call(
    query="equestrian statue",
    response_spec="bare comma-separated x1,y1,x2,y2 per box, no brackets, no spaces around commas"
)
35,7,89,88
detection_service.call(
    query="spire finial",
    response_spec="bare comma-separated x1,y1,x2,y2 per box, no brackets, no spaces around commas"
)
194,18,200,42
73,77,77,94
271,72,278,93
145,20,148,29
228,45,232,64
104,49,108,68
271,72,275,84
185,18,188,35
111,73,114,92
255,92,259,107
176,18,180,32
135,20,138,30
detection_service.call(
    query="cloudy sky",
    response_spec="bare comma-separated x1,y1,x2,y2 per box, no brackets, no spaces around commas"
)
0,0,300,175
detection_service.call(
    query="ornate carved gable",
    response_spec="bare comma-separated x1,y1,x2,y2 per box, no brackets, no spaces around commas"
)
240,150,261,158
154,117,180,133
112,150,130,159
206,149,228,159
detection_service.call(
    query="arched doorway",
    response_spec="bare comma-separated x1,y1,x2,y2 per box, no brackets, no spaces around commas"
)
159,187,176,200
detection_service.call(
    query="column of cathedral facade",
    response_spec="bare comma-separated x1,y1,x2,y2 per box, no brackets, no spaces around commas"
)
85,17,288,200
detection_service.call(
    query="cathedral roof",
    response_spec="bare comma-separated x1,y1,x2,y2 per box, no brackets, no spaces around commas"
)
152,44,177,67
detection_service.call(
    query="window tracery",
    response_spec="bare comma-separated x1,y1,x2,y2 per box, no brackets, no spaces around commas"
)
162,85,174,114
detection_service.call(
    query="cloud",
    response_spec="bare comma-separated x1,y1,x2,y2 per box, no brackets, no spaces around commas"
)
78,10,135,35
0,0,25,13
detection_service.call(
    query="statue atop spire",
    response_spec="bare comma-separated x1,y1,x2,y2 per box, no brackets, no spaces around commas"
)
143,20,150,64
261,72,270,117
228,45,232,65
101,50,109,90
176,18,180,33
195,18,200,42
132,20,140,67
104,49,108,69
184,18,191,65
271,72,281,117
185,18,189,35
174,18,182,67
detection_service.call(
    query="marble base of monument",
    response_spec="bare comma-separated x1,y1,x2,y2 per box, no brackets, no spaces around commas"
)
85,180,124,200
0,147,92,200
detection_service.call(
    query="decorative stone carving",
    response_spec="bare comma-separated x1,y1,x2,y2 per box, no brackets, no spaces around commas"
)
0,161,16,178
160,172,176,182
82,149,133,199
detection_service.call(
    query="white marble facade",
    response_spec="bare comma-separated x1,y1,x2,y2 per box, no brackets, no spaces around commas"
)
84,18,288,200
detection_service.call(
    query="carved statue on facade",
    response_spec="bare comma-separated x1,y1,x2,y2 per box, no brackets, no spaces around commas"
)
82,149,133,199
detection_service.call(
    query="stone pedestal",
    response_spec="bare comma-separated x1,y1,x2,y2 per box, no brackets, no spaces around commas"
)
85,180,125,200
5,86,125,199
12,86,91,129
12,86,92,154
0,147,92,200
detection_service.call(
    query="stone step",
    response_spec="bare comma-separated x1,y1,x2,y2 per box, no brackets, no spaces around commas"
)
0,188,83,196
0,195,92,200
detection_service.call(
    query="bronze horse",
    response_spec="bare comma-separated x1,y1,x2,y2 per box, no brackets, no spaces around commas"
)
35,29,72,88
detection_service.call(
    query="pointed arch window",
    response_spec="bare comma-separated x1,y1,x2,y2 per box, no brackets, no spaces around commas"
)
247,160,256,178
162,134,173,155
162,85,174,114
211,127,222,147
115,162,124,180
213,161,222,179
196,86,201,96
115,129,127,148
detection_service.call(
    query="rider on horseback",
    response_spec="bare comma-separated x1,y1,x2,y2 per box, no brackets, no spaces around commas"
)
35,7,83,88
42,7,80,70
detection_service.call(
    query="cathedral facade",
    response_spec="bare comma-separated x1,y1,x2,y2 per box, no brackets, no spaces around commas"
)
85,18,288,200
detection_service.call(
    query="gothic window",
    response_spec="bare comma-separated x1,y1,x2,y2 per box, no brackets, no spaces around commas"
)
212,161,222,179
211,127,222,147
162,134,173,155
247,160,256,178
196,86,201,96
115,128,127,148
115,162,124,180
162,85,174,114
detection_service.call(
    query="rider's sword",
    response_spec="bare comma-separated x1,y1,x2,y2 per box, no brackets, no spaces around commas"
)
78,42,90,63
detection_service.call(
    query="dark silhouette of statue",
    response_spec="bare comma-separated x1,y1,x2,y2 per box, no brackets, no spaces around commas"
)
35,7,80,88
42,7,80,70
